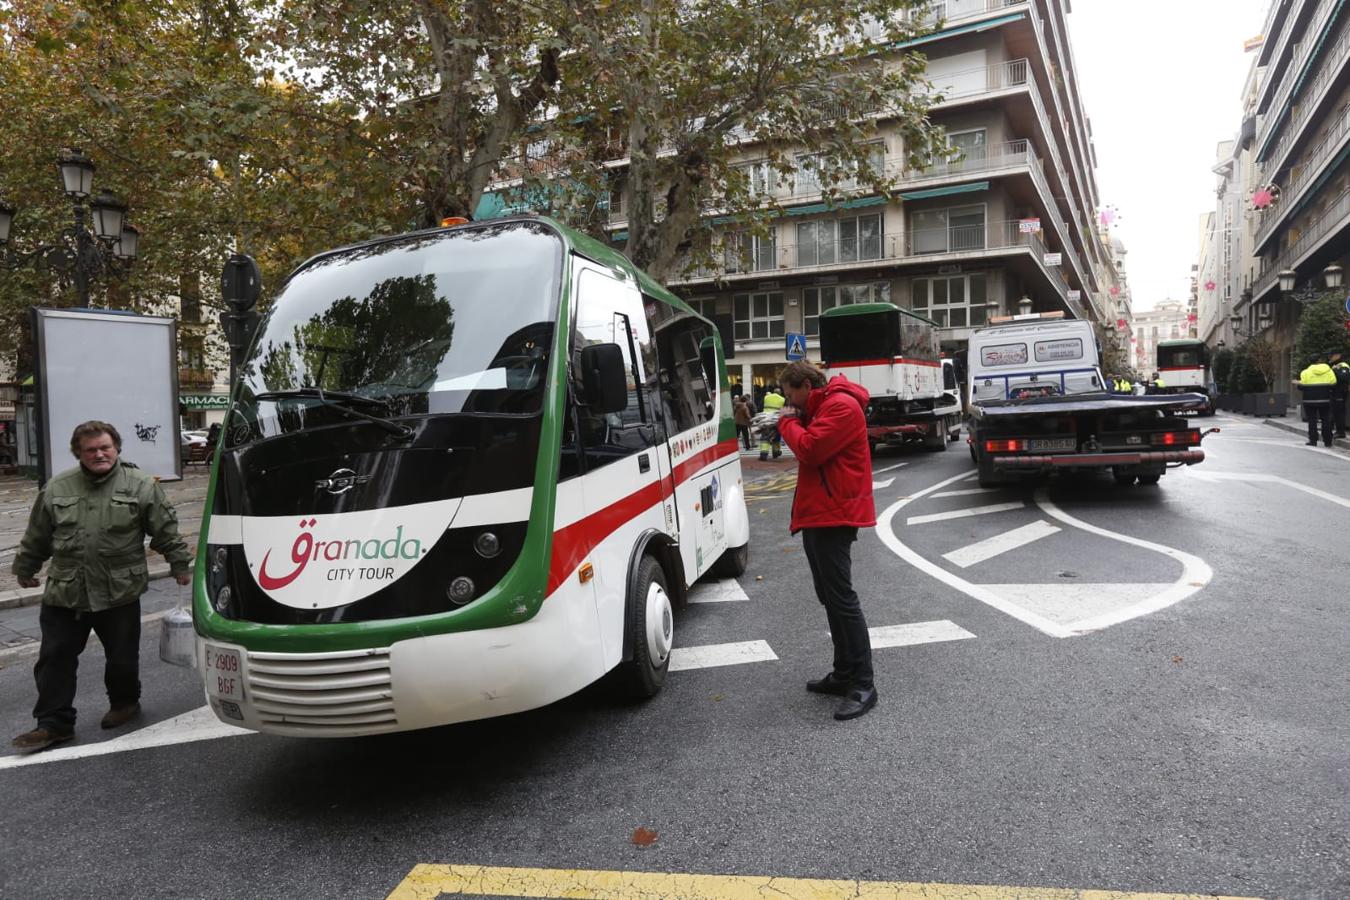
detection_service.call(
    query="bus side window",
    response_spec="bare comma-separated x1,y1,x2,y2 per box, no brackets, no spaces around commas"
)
565,268,659,475
657,316,716,433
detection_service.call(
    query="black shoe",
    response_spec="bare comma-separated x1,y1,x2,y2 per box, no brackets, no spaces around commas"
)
806,672,851,696
11,727,74,753
1307,441,1318,446
833,686,878,721
100,702,141,730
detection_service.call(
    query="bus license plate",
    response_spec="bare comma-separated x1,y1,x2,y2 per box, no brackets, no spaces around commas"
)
204,644,245,702
1028,438,1076,451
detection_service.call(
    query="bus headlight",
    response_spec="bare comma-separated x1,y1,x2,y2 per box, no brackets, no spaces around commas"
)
214,586,232,614
446,577,476,605
474,532,501,558
211,546,228,574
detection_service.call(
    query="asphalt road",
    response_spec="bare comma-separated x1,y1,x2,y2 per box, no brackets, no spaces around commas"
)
1,414,1346,899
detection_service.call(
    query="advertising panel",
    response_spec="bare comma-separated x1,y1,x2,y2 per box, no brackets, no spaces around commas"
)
33,308,181,482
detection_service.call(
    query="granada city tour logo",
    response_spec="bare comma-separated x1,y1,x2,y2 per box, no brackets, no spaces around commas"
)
258,517,426,589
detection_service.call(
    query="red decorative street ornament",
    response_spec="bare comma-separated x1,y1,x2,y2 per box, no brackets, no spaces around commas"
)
1116,318,1127,329
1251,185,1280,209
1204,279,1216,291
1109,285,1121,296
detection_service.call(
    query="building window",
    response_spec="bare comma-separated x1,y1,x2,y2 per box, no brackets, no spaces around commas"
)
796,213,882,267
795,144,886,194
803,282,891,335
911,273,988,328
736,160,781,197
724,231,777,272
909,204,986,254
685,297,717,319
946,129,987,167
733,291,785,341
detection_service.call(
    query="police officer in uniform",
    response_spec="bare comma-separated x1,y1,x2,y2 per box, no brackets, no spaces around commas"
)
1330,352,1349,439
1298,355,1338,447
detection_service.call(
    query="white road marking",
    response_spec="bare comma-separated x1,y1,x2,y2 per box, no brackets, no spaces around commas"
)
872,477,895,490
873,462,909,475
875,469,1215,638
0,705,250,771
866,620,976,649
1032,487,1213,633
930,487,1003,499
942,520,1061,569
1189,469,1350,508
906,501,1025,526
1221,436,1350,461
668,640,778,672
687,578,750,603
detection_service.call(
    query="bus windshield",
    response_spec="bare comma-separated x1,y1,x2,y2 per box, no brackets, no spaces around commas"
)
230,221,561,444
1157,343,1207,369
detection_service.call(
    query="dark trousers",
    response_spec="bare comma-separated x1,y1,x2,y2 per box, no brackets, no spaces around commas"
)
1307,403,1334,446
801,526,873,690
1333,396,1347,437
737,424,751,450
33,600,141,732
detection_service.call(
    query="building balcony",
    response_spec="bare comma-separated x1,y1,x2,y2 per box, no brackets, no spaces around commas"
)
1254,98,1350,253
178,368,217,391
1251,183,1350,301
671,219,1082,318
1257,0,1340,124
1257,10,1350,173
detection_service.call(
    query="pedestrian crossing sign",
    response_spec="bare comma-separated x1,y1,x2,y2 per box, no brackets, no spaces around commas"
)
785,332,807,361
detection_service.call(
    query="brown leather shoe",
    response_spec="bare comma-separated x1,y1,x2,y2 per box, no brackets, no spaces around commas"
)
100,702,142,730
11,727,75,752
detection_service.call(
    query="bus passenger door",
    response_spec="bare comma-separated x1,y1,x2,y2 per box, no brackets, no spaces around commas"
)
566,264,667,671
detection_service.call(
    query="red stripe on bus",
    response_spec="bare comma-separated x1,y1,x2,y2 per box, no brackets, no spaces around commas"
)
546,439,740,596
826,357,942,368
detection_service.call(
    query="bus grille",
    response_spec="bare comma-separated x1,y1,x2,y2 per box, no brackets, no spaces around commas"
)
246,647,398,734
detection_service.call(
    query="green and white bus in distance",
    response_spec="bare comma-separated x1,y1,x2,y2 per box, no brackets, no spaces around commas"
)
192,217,750,736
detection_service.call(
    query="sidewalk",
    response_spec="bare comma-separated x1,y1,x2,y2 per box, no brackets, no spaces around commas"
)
1261,416,1350,450
0,467,210,610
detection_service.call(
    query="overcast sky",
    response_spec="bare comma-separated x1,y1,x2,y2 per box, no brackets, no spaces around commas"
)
1066,0,1272,311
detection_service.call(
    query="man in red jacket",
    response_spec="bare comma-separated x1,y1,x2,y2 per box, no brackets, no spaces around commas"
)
776,360,878,720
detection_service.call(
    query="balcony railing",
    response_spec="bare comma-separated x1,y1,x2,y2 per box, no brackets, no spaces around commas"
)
925,58,1029,105
1255,97,1350,248
1260,13,1350,169
1253,183,1350,296
1260,0,1338,141
178,368,216,390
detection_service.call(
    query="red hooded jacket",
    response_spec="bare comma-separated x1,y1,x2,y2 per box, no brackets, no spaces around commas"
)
777,375,876,533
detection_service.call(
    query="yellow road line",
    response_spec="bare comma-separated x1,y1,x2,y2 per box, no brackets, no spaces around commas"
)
386,864,1260,900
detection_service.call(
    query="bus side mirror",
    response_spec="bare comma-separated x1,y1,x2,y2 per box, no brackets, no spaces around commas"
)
579,343,629,414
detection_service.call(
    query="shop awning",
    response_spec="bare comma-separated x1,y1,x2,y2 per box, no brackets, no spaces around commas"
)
899,181,990,201
891,12,1026,49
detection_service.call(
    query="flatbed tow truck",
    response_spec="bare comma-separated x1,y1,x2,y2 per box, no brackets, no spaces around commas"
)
966,313,1218,487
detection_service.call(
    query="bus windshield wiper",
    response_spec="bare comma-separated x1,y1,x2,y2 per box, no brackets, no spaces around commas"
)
253,387,414,439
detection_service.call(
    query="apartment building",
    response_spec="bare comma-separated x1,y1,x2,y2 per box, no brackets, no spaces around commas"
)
1098,226,1134,369
1241,0,1350,385
609,0,1114,392
1132,300,1192,375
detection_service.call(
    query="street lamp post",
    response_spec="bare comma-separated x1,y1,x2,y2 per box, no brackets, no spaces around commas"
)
0,149,139,306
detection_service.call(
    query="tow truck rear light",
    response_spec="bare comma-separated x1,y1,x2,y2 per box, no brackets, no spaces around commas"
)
984,439,1025,452
1149,430,1201,446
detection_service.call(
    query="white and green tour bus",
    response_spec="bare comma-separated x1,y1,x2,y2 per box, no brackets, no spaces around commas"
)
191,217,749,736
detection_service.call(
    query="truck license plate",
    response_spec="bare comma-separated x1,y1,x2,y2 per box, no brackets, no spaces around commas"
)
1028,438,1076,451
204,644,244,702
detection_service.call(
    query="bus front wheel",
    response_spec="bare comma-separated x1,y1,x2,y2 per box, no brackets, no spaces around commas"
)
617,554,672,699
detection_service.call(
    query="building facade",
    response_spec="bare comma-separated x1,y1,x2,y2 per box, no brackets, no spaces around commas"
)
1238,0,1350,386
1131,299,1191,374
609,0,1114,394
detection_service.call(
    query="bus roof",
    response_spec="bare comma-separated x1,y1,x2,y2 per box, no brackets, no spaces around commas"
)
285,214,703,324
820,301,939,328
1156,339,1206,348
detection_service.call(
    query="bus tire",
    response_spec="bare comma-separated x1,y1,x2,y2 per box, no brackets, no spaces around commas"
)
976,455,1000,488
711,542,749,578
616,554,672,699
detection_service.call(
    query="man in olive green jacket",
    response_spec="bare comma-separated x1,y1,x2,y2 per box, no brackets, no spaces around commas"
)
11,421,193,752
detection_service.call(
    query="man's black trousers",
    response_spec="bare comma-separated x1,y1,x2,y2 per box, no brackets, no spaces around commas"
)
1333,395,1347,436
33,600,141,732
1307,403,1334,445
801,526,874,690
